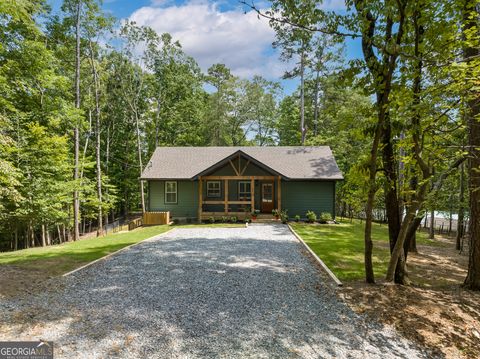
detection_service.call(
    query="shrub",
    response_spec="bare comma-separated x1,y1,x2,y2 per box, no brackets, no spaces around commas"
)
319,212,333,224
306,211,317,223
294,214,300,222
173,218,180,224
280,210,288,224
230,216,237,223
208,216,215,224
221,216,229,223
272,209,279,217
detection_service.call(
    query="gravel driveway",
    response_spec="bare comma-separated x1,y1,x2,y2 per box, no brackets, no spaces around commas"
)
0,224,430,358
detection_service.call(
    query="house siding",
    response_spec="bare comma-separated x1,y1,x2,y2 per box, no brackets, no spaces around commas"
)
148,179,336,220
281,181,335,219
149,180,198,219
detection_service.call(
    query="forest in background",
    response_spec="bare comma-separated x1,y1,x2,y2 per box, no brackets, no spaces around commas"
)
0,0,479,289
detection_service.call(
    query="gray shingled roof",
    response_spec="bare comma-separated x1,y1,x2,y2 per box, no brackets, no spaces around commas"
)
141,146,343,180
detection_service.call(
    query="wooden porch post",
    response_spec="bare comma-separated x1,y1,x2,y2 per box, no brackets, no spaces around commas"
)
250,176,255,211
224,179,228,214
198,176,203,223
277,176,282,211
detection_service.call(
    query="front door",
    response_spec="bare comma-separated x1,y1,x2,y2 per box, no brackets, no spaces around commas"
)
261,182,274,213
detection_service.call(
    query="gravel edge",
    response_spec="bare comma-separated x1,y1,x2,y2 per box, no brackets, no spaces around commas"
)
62,227,176,277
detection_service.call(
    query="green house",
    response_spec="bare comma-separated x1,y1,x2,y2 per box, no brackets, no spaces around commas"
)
141,146,343,222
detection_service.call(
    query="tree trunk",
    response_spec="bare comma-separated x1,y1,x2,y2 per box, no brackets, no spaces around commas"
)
390,5,427,282
363,94,386,284
456,163,465,250
404,216,423,256
41,224,46,247
154,98,162,147
386,183,428,282
448,194,453,236
463,0,480,290
299,47,306,145
73,0,82,241
57,225,62,243
62,224,67,243
14,227,18,251
382,116,403,282
134,111,146,213
398,131,406,220
29,223,35,248
104,125,110,230
353,0,407,284
313,67,320,137
88,40,104,236
429,209,435,239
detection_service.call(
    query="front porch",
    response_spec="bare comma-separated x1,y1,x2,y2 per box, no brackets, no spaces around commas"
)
198,175,282,222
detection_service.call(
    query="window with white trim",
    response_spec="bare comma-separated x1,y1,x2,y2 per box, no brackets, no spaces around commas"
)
207,181,221,197
165,181,177,204
238,181,251,200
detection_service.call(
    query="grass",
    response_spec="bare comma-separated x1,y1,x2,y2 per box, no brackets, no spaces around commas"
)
0,222,243,278
0,225,171,276
290,218,438,281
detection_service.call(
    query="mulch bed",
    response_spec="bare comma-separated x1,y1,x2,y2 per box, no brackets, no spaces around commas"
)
338,236,480,359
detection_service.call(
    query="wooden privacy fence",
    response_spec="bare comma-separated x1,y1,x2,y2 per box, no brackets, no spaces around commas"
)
143,211,170,225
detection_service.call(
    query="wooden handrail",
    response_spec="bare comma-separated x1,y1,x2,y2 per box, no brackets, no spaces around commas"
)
203,200,251,204
201,175,276,180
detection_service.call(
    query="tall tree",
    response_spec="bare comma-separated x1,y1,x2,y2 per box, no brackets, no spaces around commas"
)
351,0,409,283
205,64,236,145
117,22,157,214
83,3,112,236
268,1,317,145
463,0,480,290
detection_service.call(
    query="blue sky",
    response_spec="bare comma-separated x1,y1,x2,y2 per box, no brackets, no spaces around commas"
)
48,0,362,95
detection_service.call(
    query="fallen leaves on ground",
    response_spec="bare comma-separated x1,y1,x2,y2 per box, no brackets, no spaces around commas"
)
339,236,480,359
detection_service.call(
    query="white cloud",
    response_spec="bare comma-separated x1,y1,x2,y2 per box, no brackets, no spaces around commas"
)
128,1,288,79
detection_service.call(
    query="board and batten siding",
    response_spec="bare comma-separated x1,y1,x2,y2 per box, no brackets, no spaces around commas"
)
148,179,336,219
148,180,198,218
209,159,272,177
281,181,335,219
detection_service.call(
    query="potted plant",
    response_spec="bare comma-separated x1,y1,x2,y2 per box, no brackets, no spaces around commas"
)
272,209,280,219
251,209,259,221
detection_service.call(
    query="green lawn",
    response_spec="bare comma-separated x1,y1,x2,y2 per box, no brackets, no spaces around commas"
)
290,218,436,281
0,225,171,276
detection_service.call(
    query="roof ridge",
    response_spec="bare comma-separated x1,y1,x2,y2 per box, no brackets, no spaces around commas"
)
142,146,342,180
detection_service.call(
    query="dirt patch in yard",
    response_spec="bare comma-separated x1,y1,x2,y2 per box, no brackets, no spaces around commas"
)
339,236,480,359
0,258,73,299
